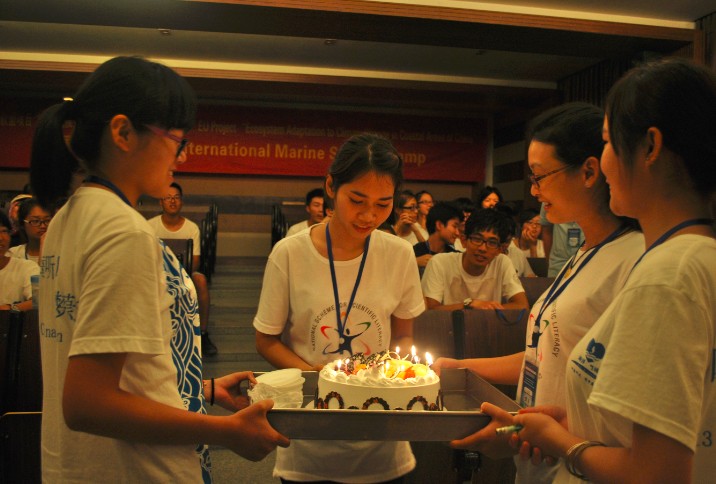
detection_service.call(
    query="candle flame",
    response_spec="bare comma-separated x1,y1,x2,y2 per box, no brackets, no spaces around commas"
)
425,352,433,366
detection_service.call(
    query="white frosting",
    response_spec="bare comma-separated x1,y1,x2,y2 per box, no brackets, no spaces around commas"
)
320,364,439,387
316,358,442,411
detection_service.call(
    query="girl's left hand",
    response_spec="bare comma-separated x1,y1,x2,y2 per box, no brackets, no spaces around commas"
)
211,371,257,411
512,411,579,466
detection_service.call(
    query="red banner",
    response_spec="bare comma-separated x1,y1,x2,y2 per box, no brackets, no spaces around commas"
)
0,102,487,182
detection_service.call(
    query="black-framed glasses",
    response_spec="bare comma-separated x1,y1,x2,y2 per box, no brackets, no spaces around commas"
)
145,125,189,158
401,205,418,211
161,195,182,202
24,218,52,227
528,165,570,188
467,235,501,249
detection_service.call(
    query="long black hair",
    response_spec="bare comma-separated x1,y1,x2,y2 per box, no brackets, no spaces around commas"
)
30,56,196,208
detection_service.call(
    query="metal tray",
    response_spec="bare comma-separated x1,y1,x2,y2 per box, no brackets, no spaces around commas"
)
263,368,520,441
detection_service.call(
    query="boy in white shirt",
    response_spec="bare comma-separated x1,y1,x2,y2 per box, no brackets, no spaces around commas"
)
422,208,529,311
148,182,217,356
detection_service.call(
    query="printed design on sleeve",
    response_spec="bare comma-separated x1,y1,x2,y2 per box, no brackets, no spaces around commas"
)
570,338,606,385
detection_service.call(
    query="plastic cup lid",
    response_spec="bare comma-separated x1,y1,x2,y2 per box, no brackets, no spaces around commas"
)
255,368,303,387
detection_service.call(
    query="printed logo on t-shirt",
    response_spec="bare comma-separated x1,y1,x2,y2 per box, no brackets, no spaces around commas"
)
310,302,384,357
570,338,606,385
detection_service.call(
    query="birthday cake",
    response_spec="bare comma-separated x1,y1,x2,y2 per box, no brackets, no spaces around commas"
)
315,351,442,411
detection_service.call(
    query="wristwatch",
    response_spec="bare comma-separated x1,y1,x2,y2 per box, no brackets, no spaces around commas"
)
10,302,20,312
463,298,473,310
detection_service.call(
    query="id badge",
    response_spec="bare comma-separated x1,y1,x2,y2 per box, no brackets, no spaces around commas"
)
567,227,581,248
520,360,539,408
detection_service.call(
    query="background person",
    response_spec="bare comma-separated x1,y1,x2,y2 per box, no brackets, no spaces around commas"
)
29,55,287,482
148,181,217,356
514,208,545,258
6,193,32,247
7,197,51,264
285,187,324,237
540,203,583,276
392,189,427,245
0,211,39,312
422,208,528,311
413,201,462,268
477,185,503,209
415,189,434,233
254,133,424,483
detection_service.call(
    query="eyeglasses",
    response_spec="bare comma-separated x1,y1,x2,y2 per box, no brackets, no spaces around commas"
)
24,218,52,227
401,205,418,211
467,235,501,249
528,165,570,188
145,125,189,158
161,195,182,202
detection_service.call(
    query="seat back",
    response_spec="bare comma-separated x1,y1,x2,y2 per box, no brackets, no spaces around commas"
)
461,308,528,399
1,310,42,414
161,238,194,274
412,309,459,360
519,276,555,307
527,257,548,277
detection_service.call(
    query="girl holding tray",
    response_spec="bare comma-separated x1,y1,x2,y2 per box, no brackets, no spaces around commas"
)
433,102,644,483
30,56,288,482
512,58,716,483
254,133,425,483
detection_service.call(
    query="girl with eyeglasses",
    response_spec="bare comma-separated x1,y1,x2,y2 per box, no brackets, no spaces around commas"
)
7,197,51,264
511,58,716,484
0,210,39,312
434,102,644,483
415,189,434,232
29,56,288,482
392,189,427,245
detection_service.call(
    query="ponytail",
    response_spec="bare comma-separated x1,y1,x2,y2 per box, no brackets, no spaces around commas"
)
30,101,78,209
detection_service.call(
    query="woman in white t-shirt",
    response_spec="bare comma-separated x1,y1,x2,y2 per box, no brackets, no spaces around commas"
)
0,211,39,312
434,102,644,483
30,56,287,483
513,58,716,483
255,133,425,483
7,197,51,264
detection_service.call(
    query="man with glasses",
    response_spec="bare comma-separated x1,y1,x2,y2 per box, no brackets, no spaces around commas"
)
421,208,528,311
147,182,218,356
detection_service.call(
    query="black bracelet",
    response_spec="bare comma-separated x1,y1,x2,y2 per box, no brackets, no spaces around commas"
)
210,378,215,406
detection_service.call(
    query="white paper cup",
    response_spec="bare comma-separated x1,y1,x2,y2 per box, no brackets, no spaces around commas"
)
249,369,305,408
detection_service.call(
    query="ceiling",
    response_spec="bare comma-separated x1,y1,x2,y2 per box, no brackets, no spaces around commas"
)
0,0,713,118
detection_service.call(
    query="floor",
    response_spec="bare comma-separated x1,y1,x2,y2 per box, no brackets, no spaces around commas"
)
201,256,279,483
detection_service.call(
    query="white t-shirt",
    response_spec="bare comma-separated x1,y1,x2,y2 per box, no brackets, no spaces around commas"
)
513,238,545,258
0,256,39,304
556,235,716,484
39,187,201,483
513,230,644,484
7,243,40,264
147,215,201,256
397,223,427,246
285,219,309,238
507,243,536,277
421,252,524,305
254,227,425,483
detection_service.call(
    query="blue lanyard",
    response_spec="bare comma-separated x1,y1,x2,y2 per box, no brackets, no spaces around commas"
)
84,175,132,207
533,225,628,335
629,218,713,275
326,223,370,336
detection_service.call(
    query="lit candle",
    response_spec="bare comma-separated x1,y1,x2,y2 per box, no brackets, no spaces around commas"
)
395,346,400,356
336,360,342,371
425,352,433,367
